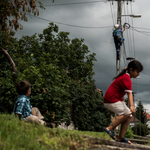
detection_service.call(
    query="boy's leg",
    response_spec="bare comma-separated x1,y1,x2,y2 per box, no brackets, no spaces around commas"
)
25,116,53,128
32,107,44,120
115,41,119,51
24,115,45,125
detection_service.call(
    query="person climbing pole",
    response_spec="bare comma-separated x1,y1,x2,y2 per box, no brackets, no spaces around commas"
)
113,24,125,60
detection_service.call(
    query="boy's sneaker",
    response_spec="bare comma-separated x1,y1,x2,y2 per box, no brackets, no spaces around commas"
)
45,123,53,128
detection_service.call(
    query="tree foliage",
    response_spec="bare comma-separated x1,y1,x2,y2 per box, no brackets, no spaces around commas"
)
0,31,18,113
135,100,147,124
0,23,112,130
70,81,113,131
132,123,148,136
0,0,54,32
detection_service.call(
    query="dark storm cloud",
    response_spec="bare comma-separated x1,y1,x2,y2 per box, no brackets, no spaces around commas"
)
14,0,150,110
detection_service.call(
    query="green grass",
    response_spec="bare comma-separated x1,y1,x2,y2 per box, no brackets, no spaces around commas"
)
0,114,111,150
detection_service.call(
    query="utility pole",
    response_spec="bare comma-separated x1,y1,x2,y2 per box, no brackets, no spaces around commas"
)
108,0,133,75
116,0,121,75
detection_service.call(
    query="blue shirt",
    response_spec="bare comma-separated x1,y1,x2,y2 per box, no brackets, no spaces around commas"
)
116,29,122,37
113,29,122,38
13,95,32,119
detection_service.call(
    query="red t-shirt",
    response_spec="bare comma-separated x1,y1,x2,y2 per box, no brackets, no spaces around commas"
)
104,73,132,103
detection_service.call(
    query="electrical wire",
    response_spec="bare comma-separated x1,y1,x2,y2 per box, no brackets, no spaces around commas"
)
133,27,150,30
120,2,127,67
130,27,150,37
112,1,117,24
121,3,130,67
28,14,112,29
123,3,132,58
130,1,136,58
126,3,133,57
109,1,115,26
130,1,137,95
141,72,150,77
38,1,107,7
132,83,150,87
132,27,150,34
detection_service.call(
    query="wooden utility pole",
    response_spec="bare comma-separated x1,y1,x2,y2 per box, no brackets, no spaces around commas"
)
108,0,133,75
116,0,121,75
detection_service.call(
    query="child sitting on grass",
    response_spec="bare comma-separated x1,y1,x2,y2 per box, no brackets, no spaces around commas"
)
103,60,143,144
13,80,53,128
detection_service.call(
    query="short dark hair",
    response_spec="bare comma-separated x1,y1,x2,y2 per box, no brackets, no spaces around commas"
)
16,81,31,95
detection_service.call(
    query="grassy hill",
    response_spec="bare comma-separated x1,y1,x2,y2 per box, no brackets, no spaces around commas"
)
0,114,111,150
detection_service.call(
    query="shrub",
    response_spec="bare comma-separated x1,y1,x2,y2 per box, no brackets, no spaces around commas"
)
132,123,149,136
71,81,113,132
124,127,134,138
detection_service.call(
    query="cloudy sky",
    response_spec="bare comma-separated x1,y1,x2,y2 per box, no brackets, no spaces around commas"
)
14,0,150,113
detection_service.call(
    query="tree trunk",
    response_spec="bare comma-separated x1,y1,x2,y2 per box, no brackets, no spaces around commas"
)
0,46,17,77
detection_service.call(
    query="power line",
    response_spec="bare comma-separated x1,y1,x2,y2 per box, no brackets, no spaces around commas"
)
28,14,112,29
130,27,150,37
132,83,150,87
38,0,107,7
126,3,133,58
133,27,150,30
123,3,132,58
141,72,150,77
130,1,136,58
109,1,115,26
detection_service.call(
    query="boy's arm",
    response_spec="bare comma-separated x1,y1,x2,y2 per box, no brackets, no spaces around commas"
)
122,27,125,32
127,92,135,114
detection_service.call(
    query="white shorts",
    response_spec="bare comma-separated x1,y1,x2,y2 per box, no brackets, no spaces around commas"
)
104,101,132,116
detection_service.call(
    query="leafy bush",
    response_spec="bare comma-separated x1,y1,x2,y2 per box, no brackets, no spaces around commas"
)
0,24,112,130
0,31,18,113
71,81,113,132
124,127,134,138
132,123,149,136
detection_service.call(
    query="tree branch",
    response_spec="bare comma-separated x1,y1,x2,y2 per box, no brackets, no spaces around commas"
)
0,46,17,74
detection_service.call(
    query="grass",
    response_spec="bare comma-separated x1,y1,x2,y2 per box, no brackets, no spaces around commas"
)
0,114,111,150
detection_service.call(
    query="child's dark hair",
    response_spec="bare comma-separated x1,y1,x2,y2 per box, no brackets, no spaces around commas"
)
113,60,143,80
16,81,31,95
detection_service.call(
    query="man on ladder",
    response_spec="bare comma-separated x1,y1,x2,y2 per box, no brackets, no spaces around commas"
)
113,24,125,60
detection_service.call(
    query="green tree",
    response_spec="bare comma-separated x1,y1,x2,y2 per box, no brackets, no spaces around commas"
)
0,23,112,129
0,31,19,113
135,100,147,124
70,81,113,131
0,0,55,81
132,123,148,136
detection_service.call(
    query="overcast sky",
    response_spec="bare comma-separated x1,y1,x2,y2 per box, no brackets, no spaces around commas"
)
14,0,150,113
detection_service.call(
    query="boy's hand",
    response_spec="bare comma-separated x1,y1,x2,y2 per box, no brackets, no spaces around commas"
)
130,106,135,115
